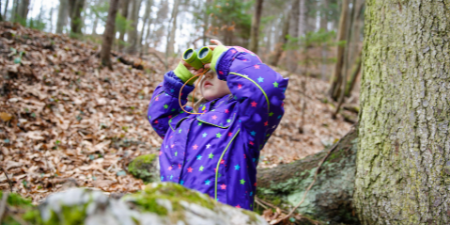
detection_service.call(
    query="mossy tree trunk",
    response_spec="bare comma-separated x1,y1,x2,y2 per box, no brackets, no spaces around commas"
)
257,128,359,224
355,1,450,224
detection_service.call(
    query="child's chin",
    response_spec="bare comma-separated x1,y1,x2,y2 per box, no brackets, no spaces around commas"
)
203,93,219,101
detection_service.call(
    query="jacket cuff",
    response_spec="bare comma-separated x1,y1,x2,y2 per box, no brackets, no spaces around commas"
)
163,71,195,99
214,47,239,81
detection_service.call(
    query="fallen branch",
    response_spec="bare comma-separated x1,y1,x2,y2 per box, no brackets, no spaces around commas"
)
0,164,13,192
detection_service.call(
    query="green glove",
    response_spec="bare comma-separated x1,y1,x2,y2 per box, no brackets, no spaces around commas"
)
173,62,198,85
210,45,229,74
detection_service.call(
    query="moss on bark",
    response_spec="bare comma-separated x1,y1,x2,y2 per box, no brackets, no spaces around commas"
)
356,1,450,224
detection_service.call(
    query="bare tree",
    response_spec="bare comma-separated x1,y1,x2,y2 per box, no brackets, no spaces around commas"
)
118,0,130,51
165,0,180,57
127,0,142,54
248,0,264,54
328,0,349,100
3,0,9,21
101,0,120,69
68,0,85,35
0,1,3,21
16,0,30,22
269,6,292,67
320,0,329,80
56,0,68,33
138,0,153,48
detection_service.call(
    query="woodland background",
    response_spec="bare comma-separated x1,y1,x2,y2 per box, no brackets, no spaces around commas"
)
0,0,364,223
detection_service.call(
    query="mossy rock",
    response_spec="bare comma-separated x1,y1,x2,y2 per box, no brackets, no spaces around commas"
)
1,183,267,225
128,153,159,183
0,191,42,224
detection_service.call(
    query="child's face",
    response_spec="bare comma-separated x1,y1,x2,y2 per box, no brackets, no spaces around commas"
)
200,71,231,101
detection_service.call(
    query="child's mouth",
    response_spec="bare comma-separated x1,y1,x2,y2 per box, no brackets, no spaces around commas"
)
204,81,213,88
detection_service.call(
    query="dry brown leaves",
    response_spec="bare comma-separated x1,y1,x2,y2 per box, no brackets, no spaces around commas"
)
0,22,358,204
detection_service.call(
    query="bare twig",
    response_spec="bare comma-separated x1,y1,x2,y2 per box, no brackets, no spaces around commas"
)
269,129,354,225
254,197,269,210
0,165,13,192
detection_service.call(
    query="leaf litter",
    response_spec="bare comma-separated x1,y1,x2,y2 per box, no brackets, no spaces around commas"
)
0,22,358,205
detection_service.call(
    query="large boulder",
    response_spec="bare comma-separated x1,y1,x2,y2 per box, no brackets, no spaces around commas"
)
1,183,267,225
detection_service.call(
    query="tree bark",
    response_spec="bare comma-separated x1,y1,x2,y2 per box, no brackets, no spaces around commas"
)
202,0,212,47
248,0,264,54
100,0,120,69
344,50,361,97
16,0,29,22
68,0,85,35
320,0,329,81
332,0,355,117
0,1,3,21
269,6,292,67
138,0,153,50
118,0,130,51
298,0,305,37
165,0,180,57
126,0,142,54
56,0,68,34
11,0,18,22
328,0,349,100
355,1,450,224
257,128,359,224
3,0,8,21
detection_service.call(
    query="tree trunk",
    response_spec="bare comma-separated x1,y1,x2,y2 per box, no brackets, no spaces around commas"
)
248,0,264,54
56,0,68,34
332,0,355,117
138,0,153,50
257,128,359,224
0,1,3,21
100,0,120,69
328,0,349,100
298,0,305,37
127,0,142,54
118,0,130,51
165,0,180,57
3,0,8,21
11,0,18,22
68,0,85,35
320,0,329,81
16,0,29,23
355,1,450,224
202,0,212,47
287,0,300,73
269,7,292,67
344,50,361,97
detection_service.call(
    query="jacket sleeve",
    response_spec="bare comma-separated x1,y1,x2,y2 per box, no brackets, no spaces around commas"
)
215,47,289,147
147,71,194,138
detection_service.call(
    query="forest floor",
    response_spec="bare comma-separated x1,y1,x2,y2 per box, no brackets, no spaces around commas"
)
0,22,358,204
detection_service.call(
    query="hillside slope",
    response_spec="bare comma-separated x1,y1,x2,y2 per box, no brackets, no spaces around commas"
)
0,23,357,203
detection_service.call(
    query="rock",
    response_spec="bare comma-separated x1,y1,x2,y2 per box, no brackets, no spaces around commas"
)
2,183,267,225
127,154,159,183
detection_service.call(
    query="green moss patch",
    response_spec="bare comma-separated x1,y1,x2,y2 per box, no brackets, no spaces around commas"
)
128,154,158,183
127,183,216,217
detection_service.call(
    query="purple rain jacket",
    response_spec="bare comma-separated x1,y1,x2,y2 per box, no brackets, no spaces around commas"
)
147,47,288,210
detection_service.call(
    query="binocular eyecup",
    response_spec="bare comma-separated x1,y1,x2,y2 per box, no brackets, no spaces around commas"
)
182,47,213,70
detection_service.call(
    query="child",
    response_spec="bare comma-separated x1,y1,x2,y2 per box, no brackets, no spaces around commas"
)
147,40,288,210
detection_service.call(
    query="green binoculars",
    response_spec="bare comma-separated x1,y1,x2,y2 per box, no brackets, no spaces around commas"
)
182,46,213,70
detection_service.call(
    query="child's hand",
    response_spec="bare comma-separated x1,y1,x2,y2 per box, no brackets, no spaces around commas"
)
182,61,208,76
181,39,225,76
